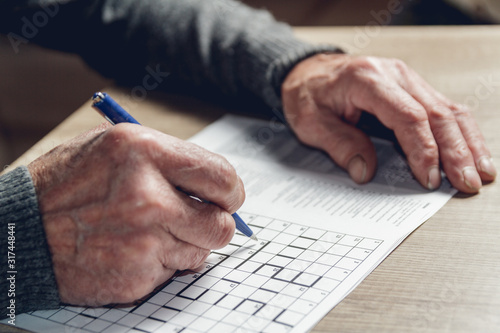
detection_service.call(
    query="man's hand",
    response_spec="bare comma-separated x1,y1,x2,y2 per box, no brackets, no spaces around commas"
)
282,53,496,193
28,123,245,306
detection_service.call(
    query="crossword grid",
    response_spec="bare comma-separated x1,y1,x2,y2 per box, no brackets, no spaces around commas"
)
27,213,383,333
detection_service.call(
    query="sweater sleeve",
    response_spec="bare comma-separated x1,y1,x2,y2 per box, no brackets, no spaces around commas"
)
0,166,60,317
0,0,341,110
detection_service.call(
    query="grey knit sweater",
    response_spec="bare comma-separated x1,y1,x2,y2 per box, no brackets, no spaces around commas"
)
0,0,340,316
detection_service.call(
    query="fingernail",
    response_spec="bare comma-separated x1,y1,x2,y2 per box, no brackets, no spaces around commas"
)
462,166,481,191
347,155,367,184
478,156,497,177
427,166,441,190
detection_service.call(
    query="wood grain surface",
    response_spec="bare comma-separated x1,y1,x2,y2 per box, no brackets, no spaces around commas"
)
2,25,499,333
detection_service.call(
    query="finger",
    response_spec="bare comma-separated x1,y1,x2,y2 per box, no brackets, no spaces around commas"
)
156,137,245,213
292,111,377,184
112,124,245,213
158,232,211,271
412,75,496,182
405,75,483,192
453,104,497,181
161,188,236,250
350,81,441,190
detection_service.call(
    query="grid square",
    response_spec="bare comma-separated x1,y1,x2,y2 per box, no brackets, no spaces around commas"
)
250,251,275,264
261,279,288,293
244,274,269,288
288,299,316,314
207,321,236,333
272,233,297,245
202,305,231,321
328,244,353,256
280,284,307,298
290,237,316,249
262,242,287,254
231,284,258,299
301,228,326,240
256,264,282,277
274,268,300,282
150,307,179,322
48,309,78,324
357,238,383,250
217,294,244,310
267,220,291,232
297,249,323,262
335,257,362,270
194,275,220,289
267,255,293,267
320,231,344,243
279,246,304,258
293,272,320,287
250,216,273,228
347,247,372,260
311,277,340,292
83,318,112,332
189,317,217,331
305,262,330,276
309,240,333,253
337,235,363,247
256,228,280,241
235,299,264,315
183,301,211,316
284,224,308,236
197,290,225,305
325,267,351,281
316,253,342,266
180,285,207,300
275,309,304,326
249,289,277,304
148,291,175,306
133,303,160,317
66,315,94,328
219,256,245,269
238,260,262,273
230,233,251,246
165,296,192,311
135,318,164,331
224,270,251,283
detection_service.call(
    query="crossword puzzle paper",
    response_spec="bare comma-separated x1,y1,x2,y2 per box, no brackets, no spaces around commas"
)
8,115,455,333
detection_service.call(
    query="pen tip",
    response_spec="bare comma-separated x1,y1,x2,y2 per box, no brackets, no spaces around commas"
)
250,234,258,241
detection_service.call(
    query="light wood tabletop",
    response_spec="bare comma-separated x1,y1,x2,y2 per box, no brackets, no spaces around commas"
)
3,25,500,333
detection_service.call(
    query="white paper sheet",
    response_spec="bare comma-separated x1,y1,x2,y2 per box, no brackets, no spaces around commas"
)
6,115,455,333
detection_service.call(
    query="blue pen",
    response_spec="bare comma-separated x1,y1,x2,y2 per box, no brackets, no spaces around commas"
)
92,92,257,241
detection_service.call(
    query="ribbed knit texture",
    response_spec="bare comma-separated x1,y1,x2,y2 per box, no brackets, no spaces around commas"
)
0,0,342,110
0,167,60,317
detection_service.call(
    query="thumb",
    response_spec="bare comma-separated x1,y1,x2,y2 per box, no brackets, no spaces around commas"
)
295,116,377,184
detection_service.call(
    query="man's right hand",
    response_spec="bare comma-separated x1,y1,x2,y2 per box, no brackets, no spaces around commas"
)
28,123,245,307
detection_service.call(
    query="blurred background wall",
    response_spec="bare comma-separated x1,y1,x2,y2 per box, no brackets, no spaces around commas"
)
0,0,497,169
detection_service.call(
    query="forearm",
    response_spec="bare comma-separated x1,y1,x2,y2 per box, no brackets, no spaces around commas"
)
0,166,60,318
0,0,341,109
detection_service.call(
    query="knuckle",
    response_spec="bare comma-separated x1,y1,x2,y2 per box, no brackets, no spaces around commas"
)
450,102,472,119
391,58,409,74
449,139,470,160
408,142,438,167
208,154,238,191
210,211,235,249
398,104,428,124
427,105,455,122
186,248,210,269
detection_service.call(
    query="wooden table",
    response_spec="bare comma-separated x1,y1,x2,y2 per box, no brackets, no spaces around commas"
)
3,26,500,333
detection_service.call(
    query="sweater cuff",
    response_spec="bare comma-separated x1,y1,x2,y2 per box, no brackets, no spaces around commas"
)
242,26,343,110
266,39,343,110
0,166,60,316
